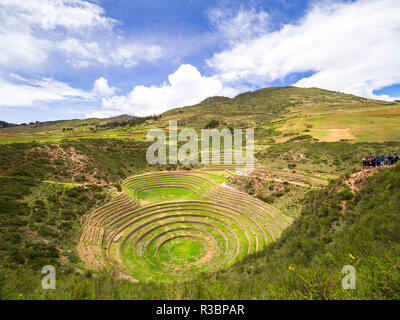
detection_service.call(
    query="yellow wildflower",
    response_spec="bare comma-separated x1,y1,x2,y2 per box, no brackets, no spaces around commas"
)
348,253,355,260
288,265,295,271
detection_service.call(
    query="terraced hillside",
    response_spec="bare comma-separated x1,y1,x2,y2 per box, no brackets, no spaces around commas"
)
79,171,290,281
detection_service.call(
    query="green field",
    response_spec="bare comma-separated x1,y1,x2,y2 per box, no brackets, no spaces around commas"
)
137,187,203,205
273,103,400,142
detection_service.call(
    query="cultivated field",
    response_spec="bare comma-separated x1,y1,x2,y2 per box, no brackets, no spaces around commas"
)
272,102,400,142
79,171,290,282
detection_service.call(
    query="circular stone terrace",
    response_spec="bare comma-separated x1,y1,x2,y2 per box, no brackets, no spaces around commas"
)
78,170,290,282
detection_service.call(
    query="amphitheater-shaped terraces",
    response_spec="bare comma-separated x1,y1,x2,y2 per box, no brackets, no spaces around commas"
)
78,171,290,282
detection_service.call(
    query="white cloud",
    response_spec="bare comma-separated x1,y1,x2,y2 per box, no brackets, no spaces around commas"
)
101,64,224,116
207,0,400,100
92,77,117,97
55,38,163,68
207,7,270,45
0,74,93,107
0,0,113,70
55,38,104,67
0,0,116,32
109,43,163,68
0,74,122,108
85,110,121,119
0,31,51,71
0,0,163,70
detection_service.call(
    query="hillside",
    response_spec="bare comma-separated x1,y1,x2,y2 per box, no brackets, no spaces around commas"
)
1,86,400,300
0,120,16,129
161,86,399,143
1,87,399,145
2,159,399,299
0,114,154,144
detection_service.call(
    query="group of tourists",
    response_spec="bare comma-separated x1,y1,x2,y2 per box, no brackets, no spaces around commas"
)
362,154,399,168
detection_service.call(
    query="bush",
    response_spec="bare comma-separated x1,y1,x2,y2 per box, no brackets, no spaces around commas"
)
271,191,285,198
204,119,221,129
339,187,354,200
256,193,275,204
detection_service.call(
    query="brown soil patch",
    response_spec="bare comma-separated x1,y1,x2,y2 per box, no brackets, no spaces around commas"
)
341,168,379,213
191,236,216,267
140,199,150,206
313,128,356,142
273,136,292,143
27,145,108,184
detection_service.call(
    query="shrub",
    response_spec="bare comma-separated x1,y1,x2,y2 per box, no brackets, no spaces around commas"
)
256,194,275,204
271,191,285,198
204,119,221,129
339,187,354,200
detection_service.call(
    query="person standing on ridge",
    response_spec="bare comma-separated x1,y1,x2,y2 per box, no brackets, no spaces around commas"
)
362,157,367,168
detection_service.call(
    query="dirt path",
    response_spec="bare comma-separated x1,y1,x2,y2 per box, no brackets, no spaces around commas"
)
347,168,381,192
341,167,381,213
42,180,112,186
227,168,328,188
43,180,86,186
254,169,329,185
221,182,237,190
257,176,315,188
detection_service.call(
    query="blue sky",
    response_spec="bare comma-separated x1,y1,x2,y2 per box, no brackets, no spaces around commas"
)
0,0,399,124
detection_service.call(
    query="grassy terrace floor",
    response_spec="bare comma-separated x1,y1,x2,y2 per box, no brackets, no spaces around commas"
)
79,171,290,282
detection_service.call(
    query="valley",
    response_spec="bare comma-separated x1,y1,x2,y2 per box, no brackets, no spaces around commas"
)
1,87,399,300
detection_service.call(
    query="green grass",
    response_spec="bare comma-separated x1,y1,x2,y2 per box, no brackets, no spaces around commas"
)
0,175,111,274
137,187,203,205
159,238,206,265
195,172,228,184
